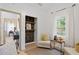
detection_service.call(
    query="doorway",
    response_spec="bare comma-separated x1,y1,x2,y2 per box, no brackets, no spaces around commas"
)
0,9,21,52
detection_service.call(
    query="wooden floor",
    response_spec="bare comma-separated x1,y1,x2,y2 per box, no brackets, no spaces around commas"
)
19,43,62,55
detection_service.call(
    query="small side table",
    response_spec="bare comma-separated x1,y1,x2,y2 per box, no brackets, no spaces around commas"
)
50,40,65,54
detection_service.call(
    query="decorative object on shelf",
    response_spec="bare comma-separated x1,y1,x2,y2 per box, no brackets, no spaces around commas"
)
75,43,79,53
26,23,31,30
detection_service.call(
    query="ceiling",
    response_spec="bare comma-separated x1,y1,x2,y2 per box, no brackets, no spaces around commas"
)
0,3,73,12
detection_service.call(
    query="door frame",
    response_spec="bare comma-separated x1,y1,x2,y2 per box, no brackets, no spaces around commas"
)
0,8,22,50
25,15,37,45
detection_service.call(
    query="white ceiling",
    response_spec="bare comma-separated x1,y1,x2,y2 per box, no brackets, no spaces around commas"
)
0,3,73,12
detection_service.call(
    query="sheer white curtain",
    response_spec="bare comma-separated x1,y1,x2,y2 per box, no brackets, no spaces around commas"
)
53,6,75,47
0,11,5,45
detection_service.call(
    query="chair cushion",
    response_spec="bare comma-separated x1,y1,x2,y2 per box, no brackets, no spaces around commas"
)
37,41,50,48
40,34,48,41
38,41,50,44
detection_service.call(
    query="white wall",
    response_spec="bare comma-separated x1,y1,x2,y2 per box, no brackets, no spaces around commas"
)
74,4,79,45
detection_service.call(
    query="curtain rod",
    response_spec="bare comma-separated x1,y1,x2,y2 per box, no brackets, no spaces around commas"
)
56,8,66,12
55,4,76,12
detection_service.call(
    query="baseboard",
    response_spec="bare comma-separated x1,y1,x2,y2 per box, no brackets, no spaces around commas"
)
25,42,35,45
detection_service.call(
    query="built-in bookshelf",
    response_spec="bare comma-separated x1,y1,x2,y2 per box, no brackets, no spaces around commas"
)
25,16,35,43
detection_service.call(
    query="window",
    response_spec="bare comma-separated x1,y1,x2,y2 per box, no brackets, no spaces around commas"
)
56,16,65,36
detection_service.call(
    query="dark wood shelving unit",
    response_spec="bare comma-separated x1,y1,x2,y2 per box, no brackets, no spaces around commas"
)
25,16,35,43
25,21,35,24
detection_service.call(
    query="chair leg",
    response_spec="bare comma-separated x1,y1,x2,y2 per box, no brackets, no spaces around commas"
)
50,41,53,50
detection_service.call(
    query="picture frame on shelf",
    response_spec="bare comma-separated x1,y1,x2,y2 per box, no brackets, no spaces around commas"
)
26,23,31,30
